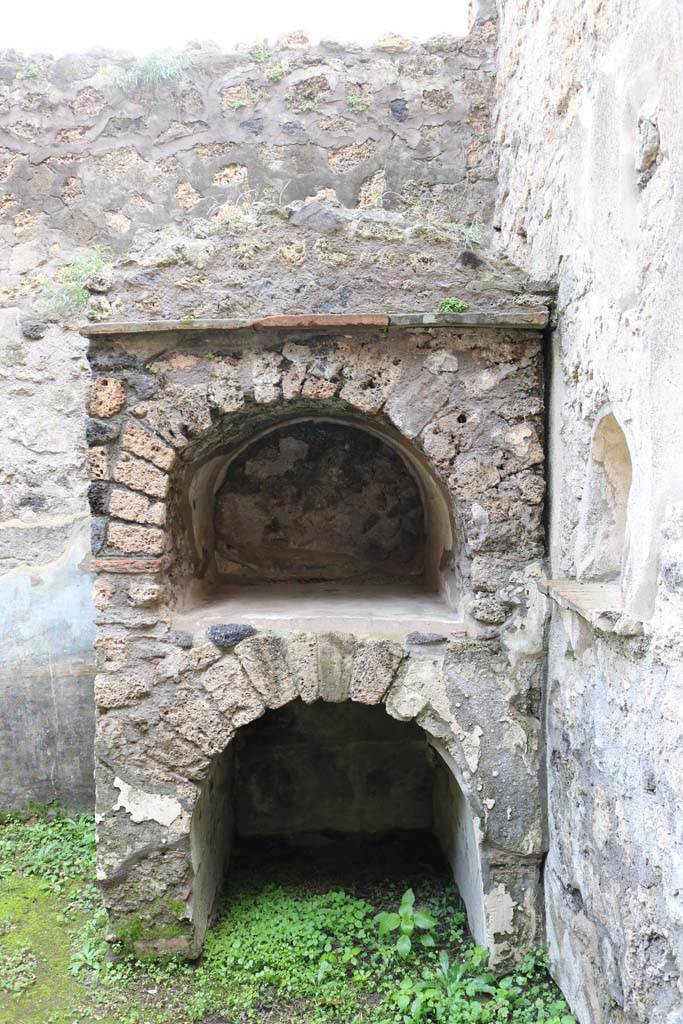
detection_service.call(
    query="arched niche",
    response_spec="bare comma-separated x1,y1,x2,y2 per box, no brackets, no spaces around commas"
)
189,698,487,954
168,404,468,632
575,410,633,585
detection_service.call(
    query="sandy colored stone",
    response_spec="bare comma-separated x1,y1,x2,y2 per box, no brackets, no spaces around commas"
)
121,423,175,471
202,655,265,728
113,452,168,498
108,522,166,556
350,640,405,703
109,487,166,527
127,579,163,607
89,448,109,480
88,378,126,417
328,140,377,172
235,634,297,708
375,32,413,53
94,672,151,709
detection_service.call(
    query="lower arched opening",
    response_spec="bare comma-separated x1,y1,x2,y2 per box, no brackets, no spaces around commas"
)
190,700,486,953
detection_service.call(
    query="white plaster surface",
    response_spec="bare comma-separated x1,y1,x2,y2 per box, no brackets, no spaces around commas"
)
495,4,683,1018
113,777,184,827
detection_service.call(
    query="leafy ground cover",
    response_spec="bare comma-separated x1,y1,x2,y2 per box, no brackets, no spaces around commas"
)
0,809,576,1024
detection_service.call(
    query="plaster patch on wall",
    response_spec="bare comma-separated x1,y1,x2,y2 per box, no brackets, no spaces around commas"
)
484,883,516,936
113,777,183,827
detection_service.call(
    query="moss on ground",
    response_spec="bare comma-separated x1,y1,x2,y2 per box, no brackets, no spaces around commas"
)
0,811,575,1024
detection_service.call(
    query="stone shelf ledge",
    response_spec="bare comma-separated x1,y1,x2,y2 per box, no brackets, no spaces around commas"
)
79,308,549,338
537,579,643,636
171,582,468,644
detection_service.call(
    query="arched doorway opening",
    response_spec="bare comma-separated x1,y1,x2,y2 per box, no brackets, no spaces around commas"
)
190,698,486,952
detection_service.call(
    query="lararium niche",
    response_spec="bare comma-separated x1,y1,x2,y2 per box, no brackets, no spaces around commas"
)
172,407,461,639
84,313,548,972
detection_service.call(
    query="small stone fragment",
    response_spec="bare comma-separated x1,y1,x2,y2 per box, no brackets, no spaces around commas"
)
207,623,258,647
405,631,448,645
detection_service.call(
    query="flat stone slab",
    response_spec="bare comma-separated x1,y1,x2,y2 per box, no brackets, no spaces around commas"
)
537,578,643,635
80,308,549,337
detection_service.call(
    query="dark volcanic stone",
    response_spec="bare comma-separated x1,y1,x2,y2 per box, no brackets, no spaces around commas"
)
459,249,484,269
19,492,47,511
91,517,107,555
88,481,109,516
86,417,120,446
167,631,194,649
124,372,158,399
390,98,409,122
88,349,139,372
405,631,448,645
281,120,306,135
207,623,258,647
240,117,264,135
20,320,48,339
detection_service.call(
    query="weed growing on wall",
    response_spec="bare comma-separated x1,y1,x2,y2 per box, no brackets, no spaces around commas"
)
35,246,113,322
347,94,370,112
0,811,576,1024
439,297,470,313
119,52,186,90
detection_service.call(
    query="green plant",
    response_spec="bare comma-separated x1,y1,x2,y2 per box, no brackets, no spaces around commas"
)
228,98,248,110
298,99,316,113
23,65,40,78
120,52,185,90
472,100,487,111
439,297,470,314
0,806,96,887
451,217,487,247
347,93,370,112
0,812,576,1024
251,47,271,63
35,246,113,322
266,65,285,82
0,943,37,993
375,888,437,957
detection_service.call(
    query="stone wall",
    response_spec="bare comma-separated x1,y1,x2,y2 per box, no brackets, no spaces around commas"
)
494,1,683,1021
0,10,552,810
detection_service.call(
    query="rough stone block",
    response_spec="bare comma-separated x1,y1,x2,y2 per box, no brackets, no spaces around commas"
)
88,378,126,417
113,452,168,498
94,672,151,709
202,655,265,728
109,487,166,526
89,448,109,480
108,523,166,556
235,634,297,708
127,579,164,607
121,422,175,471
350,640,405,703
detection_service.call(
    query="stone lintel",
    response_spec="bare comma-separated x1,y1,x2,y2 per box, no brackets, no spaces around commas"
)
79,308,549,338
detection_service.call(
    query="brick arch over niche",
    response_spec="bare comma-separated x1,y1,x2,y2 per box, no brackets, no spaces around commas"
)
86,316,547,972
